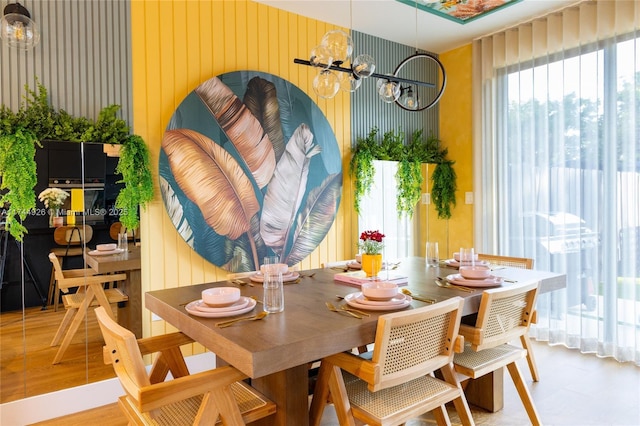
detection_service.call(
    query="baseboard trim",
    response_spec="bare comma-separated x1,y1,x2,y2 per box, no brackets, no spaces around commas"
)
0,352,216,425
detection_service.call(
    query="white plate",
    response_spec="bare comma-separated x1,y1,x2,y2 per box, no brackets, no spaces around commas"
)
445,273,503,288
345,294,412,311
190,297,251,313
444,259,489,268
88,248,125,256
345,292,408,306
185,297,257,318
250,271,300,283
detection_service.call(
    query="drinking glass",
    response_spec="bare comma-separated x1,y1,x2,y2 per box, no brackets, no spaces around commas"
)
426,242,439,267
118,232,128,252
262,256,284,313
459,247,475,267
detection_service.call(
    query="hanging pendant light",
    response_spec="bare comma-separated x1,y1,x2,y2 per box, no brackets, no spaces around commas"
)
321,29,353,64
352,54,376,78
313,70,340,99
309,45,333,70
0,2,40,50
339,71,361,93
377,76,401,103
399,86,419,110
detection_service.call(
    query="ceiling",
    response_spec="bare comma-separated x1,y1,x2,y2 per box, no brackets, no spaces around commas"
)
256,0,581,54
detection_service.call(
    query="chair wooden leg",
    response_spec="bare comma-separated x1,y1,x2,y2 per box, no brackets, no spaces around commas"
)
439,364,475,426
50,307,76,346
326,363,357,426
48,267,61,311
206,388,245,426
309,362,332,426
506,361,541,426
520,334,540,382
432,405,452,426
52,288,95,364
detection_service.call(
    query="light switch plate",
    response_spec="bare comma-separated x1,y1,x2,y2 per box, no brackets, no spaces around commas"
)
465,192,474,204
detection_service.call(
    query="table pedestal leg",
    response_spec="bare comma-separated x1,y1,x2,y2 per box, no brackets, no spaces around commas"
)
464,368,504,412
117,269,142,338
251,364,309,426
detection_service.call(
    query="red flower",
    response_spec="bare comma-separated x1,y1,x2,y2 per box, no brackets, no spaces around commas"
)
359,230,385,254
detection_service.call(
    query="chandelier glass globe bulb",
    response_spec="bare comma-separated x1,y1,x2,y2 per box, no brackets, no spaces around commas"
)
377,76,400,103
321,29,353,64
313,70,340,99
309,45,333,70
338,72,362,93
0,3,40,50
352,54,376,78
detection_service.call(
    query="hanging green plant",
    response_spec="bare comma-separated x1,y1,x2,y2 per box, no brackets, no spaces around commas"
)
431,161,457,219
0,80,154,239
0,129,40,241
115,134,154,230
350,127,379,214
350,127,456,219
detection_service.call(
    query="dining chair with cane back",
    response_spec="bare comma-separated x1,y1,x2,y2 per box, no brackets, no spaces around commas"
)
309,297,475,426
94,306,277,426
476,253,539,382
47,224,94,311
49,252,128,364
453,281,541,426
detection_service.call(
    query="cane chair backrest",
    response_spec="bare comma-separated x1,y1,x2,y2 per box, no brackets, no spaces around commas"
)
477,253,533,270
368,296,465,392
467,281,538,352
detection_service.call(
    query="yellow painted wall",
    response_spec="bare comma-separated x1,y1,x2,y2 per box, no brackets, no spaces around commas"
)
130,0,354,340
437,44,474,258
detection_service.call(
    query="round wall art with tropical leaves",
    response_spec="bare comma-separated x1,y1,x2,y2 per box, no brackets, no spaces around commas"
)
159,71,342,273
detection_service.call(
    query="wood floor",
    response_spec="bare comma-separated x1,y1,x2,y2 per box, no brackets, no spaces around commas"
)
0,305,117,403
31,339,640,426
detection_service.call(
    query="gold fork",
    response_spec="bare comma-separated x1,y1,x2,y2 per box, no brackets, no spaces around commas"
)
216,311,268,328
326,302,362,319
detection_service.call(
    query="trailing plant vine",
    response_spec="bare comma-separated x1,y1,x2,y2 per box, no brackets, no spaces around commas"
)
0,129,40,241
350,127,456,219
0,79,153,239
115,135,153,230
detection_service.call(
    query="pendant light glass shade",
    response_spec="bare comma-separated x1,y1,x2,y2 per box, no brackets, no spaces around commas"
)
400,87,419,110
313,70,340,99
377,76,400,103
321,29,353,64
352,54,376,78
309,45,333,69
0,3,40,50
339,72,361,93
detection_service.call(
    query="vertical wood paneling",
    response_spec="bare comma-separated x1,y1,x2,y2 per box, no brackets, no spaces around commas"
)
132,0,353,335
351,31,439,145
0,0,131,122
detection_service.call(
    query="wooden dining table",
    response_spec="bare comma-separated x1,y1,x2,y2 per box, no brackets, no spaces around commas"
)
85,245,142,337
145,257,565,426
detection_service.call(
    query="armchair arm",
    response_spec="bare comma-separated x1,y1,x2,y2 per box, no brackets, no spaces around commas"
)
137,332,194,355
57,272,127,290
458,324,483,345
138,365,247,412
325,351,379,385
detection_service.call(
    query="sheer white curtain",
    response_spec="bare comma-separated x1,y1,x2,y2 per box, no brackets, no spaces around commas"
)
474,0,640,364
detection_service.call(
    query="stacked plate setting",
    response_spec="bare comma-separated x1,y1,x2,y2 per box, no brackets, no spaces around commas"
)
88,243,125,256
345,281,411,311
185,287,256,318
250,270,300,283
446,266,503,288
